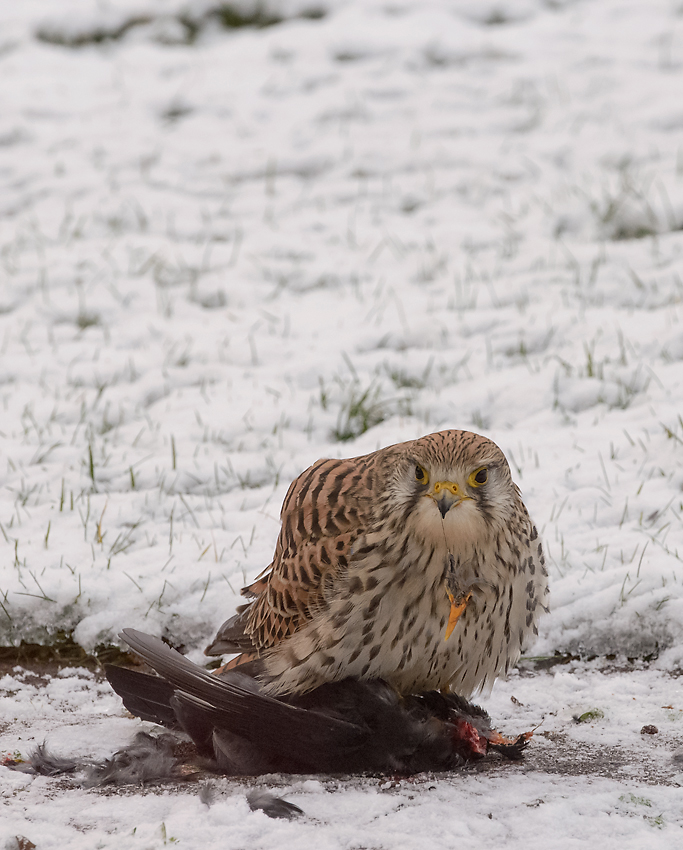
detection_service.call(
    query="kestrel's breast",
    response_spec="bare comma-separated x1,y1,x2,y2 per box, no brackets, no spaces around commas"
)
259,525,454,694
441,521,549,695
260,507,548,697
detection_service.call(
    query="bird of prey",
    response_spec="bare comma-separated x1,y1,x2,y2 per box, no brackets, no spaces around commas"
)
205,429,548,698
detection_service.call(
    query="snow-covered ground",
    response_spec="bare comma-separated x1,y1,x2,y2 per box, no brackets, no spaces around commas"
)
2,0,683,845
2,662,683,847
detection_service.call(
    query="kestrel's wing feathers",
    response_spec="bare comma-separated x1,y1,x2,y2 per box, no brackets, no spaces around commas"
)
238,456,376,653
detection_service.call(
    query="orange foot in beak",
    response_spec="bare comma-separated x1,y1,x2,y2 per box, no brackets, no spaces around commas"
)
444,591,471,641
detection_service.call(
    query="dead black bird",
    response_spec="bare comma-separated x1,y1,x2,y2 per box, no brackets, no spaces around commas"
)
104,629,529,776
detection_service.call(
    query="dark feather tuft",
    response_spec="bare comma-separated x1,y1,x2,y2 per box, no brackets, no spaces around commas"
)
247,790,304,820
16,743,80,776
83,732,180,787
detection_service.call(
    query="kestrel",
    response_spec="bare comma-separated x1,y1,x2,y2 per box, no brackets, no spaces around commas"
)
205,429,549,698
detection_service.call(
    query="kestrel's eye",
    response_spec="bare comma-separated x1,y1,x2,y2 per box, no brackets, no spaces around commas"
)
468,467,488,487
415,465,429,485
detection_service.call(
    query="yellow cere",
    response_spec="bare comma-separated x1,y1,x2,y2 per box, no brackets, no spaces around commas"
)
433,481,460,496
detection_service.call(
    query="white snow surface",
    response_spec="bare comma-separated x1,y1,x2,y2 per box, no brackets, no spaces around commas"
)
2,0,683,844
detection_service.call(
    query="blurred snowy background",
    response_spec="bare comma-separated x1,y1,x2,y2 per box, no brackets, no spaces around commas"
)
2,0,683,671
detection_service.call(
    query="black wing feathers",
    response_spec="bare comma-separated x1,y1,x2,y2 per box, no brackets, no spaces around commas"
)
104,664,180,729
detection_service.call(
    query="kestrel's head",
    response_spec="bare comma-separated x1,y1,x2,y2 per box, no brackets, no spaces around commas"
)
385,430,519,545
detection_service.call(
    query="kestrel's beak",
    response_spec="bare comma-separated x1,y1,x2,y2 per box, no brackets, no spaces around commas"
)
444,590,471,641
429,481,470,519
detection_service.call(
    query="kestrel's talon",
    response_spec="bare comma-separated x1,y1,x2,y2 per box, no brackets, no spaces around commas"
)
444,592,471,641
